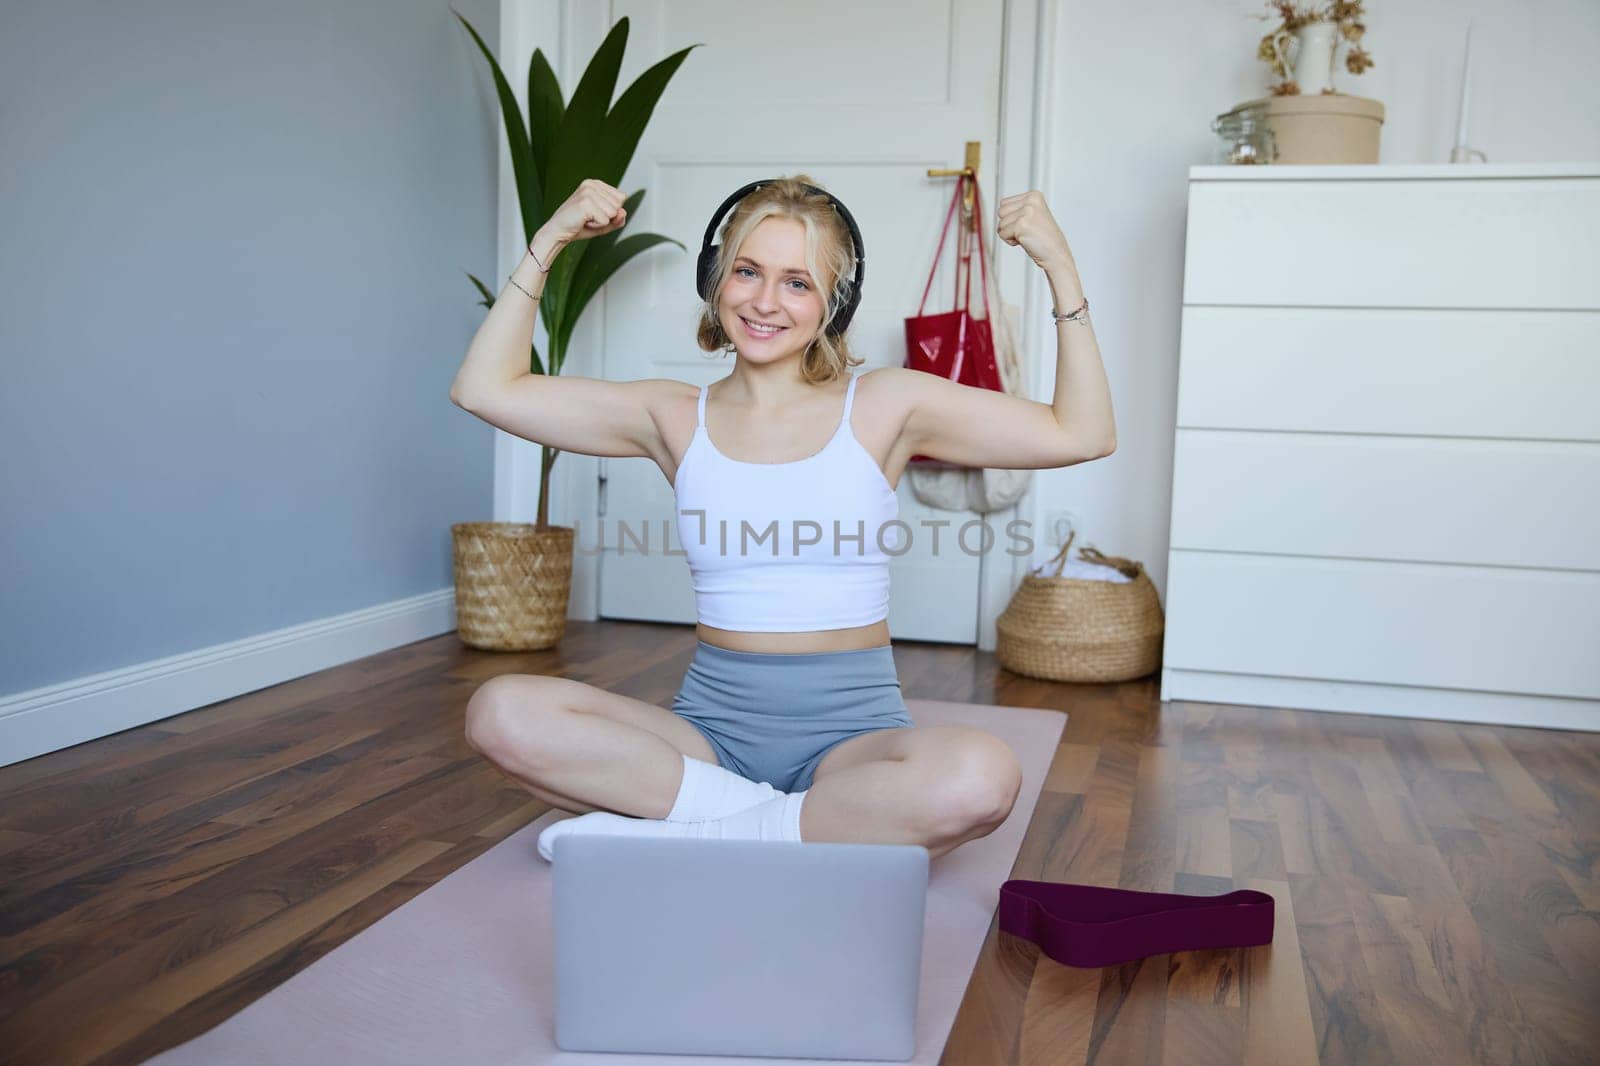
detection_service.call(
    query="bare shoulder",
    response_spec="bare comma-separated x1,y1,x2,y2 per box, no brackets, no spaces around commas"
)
637,376,699,413
855,365,918,424
638,377,701,467
850,366,922,474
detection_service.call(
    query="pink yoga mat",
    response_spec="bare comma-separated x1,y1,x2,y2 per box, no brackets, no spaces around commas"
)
146,698,1067,1065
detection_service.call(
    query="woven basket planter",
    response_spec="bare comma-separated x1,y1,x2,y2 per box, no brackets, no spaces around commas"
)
996,532,1165,683
451,522,574,651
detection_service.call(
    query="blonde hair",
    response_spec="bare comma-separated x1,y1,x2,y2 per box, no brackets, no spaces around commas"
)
695,174,863,384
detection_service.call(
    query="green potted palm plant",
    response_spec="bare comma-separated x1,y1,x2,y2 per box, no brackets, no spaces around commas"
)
451,13,697,650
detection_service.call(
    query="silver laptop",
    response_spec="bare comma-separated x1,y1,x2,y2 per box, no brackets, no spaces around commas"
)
553,834,929,1060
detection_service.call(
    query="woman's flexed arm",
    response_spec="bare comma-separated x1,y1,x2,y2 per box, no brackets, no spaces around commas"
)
901,190,1115,470
995,189,1115,458
449,178,628,405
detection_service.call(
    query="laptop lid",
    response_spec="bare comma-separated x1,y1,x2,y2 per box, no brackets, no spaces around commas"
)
553,835,929,1061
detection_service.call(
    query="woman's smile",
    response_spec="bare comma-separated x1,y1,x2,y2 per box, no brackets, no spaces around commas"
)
740,316,789,340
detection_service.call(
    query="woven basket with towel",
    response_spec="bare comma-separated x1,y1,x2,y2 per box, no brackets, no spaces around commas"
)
996,527,1165,682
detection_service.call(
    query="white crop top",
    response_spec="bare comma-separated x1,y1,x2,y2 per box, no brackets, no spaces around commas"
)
673,370,900,632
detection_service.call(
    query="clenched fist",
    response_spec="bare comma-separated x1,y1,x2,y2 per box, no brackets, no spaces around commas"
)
995,190,1074,274
541,179,628,247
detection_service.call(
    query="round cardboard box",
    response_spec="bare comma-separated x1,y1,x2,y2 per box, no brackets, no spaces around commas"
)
1229,93,1385,164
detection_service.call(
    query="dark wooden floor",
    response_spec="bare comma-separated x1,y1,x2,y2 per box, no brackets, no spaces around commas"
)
1,620,1595,1065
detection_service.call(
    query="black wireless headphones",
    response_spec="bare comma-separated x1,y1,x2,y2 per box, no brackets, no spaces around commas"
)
696,180,867,338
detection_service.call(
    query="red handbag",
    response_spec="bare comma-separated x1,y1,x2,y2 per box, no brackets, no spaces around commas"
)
903,173,1003,466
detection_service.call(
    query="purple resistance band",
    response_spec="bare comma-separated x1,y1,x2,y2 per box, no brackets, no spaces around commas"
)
997,880,1275,968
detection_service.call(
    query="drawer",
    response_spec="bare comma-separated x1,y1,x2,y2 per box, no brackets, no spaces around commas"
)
1168,430,1600,571
1182,177,1600,309
1164,551,1600,700
1175,306,1600,440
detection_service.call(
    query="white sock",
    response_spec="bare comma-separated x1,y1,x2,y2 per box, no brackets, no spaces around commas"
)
666,753,781,822
539,790,806,863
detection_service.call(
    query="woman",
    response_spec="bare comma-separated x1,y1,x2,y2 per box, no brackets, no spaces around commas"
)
449,175,1115,863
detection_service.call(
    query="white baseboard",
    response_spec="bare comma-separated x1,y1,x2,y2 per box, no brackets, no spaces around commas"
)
1160,666,1598,733
0,589,458,770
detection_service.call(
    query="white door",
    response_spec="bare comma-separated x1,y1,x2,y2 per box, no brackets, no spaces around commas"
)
594,0,1005,643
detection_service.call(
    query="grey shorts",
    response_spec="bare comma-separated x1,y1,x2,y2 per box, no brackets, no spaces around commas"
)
670,640,915,793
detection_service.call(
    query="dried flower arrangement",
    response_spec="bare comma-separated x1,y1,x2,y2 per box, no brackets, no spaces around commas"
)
1255,0,1375,96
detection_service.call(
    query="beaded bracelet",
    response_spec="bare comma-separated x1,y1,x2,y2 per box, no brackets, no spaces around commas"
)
1052,296,1089,323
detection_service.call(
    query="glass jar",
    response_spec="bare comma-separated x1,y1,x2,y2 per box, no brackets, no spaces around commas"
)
1210,105,1277,165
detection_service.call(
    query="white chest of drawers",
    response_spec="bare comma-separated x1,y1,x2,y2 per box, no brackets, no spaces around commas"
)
1160,163,1600,731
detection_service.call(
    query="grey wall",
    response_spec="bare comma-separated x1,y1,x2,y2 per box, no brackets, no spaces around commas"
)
0,0,501,694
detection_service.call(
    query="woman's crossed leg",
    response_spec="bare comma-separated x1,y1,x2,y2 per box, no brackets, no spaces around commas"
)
464,674,714,819
463,675,1024,861
804,724,1024,861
